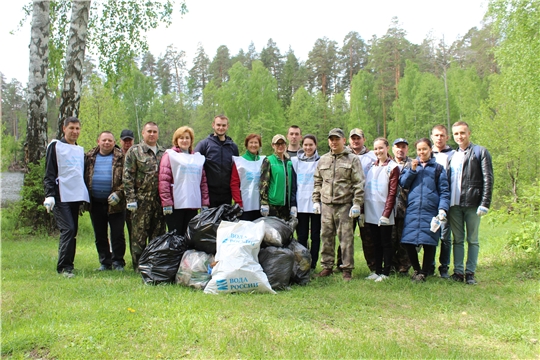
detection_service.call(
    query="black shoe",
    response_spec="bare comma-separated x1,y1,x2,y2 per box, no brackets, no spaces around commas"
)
113,264,124,271
465,273,477,285
96,264,112,271
439,265,450,279
450,273,464,282
398,270,409,277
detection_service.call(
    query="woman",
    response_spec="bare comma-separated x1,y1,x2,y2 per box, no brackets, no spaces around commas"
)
364,137,400,282
259,134,297,221
399,138,450,282
231,134,265,221
159,126,209,236
292,134,321,269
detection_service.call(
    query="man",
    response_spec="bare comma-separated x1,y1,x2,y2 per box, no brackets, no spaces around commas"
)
286,125,302,158
85,131,126,271
194,115,239,207
119,129,135,250
120,129,134,154
313,128,365,281
43,117,90,278
340,128,377,273
391,138,412,275
448,121,493,285
123,121,166,271
431,125,455,278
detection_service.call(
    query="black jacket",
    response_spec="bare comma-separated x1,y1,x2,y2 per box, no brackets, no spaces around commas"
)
457,143,494,208
44,138,87,200
194,134,239,206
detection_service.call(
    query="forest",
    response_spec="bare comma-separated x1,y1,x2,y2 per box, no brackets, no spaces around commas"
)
1,0,538,220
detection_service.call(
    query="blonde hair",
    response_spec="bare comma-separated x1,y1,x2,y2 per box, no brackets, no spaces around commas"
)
172,126,195,152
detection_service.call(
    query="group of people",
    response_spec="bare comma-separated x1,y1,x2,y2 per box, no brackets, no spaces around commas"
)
44,115,493,286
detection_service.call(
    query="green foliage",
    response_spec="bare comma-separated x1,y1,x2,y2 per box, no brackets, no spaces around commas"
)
348,70,381,142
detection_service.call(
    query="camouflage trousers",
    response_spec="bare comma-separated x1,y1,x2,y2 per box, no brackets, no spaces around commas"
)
130,199,166,271
391,217,412,273
268,205,290,222
320,203,355,271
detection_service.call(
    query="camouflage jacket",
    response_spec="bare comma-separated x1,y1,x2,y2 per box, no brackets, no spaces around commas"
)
395,157,412,218
313,148,365,206
84,145,125,213
123,141,165,204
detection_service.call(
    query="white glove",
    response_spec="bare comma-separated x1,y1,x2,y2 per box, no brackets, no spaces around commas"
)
163,206,173,215
260,205,269,217
378,216,390,226
313,202,321,214
437,209,447,222
477,206,488,217
290,206,297,218
108,192,120,206
43,197,55,213
201,206,209,212
127,202,138,211
349,205,361,218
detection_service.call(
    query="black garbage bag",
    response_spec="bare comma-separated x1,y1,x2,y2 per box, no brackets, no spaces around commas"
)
186,204,242,254
139,231,188,285
288,240,312,285
258,246,295,290
253,216,293,248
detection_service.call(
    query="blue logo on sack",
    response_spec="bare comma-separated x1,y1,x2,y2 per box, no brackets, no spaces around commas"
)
216,279,228,291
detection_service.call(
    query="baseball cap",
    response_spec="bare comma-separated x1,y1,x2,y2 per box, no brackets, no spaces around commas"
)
328,128,345,138
349,128,365,138
393,138,408,146
272,134,287,144
120,129,134,140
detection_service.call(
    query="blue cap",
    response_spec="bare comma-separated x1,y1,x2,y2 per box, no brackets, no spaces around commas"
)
393,138,408,145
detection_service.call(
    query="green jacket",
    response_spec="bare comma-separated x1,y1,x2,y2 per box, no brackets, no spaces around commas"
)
123,141,165,204
259,154,296,207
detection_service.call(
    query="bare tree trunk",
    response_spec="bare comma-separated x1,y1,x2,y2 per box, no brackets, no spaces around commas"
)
57,0,91,139
26,0,50,165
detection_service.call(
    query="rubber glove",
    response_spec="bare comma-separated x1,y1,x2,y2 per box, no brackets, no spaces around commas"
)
163,206,173,215
378,216,390,226
201,206,209,212
477,206,488,217
290,206,297,218
108,192,120,206
260,205,269,217
437,209,447,222
43,197,55,213
127,202,138,211
313,202,321,214
349,205,361,218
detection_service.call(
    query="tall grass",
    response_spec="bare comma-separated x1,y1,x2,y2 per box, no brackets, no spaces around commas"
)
1,210,538,359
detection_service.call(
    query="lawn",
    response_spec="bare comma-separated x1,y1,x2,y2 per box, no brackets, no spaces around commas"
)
1,211,539,359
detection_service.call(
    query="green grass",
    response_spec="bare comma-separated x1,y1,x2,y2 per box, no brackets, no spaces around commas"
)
1,211,539,359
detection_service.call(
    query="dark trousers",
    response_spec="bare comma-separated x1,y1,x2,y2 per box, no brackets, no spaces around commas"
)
240,210,261,221
297,212,322,269
209,193,232,208
53,201,80,273
337,219,376,272
90,200,126,267
405,244,436,276
391,217,412,273
165,208,198,237
369,223,393,276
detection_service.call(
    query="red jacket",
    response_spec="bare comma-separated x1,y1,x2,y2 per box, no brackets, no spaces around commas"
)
158,147,210,208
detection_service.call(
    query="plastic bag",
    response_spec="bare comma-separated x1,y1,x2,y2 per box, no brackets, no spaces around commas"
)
176,250,215,290
288,240,312,285
253,216,293,248
139,231,188,285
258,246,295,290
204,220,275,294
186,204,242,254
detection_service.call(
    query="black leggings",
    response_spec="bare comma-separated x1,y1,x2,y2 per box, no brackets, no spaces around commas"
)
404,244,436,275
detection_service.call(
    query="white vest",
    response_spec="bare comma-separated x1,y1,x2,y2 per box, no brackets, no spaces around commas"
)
291,157,319,213
52,140,89,203
359,151,377,177
364,160,397,225
167,150,205,209
232,156,265,212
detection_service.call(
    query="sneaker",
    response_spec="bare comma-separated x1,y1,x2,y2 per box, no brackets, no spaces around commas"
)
343,271,352,281
316,268,333,277
365,272,379,280
374,274,389,282
465,273,477,285
113,264,124,271
450,273,464,282
96,265,112,271
411,271,426,283
439,266,450,279
61,269,75,278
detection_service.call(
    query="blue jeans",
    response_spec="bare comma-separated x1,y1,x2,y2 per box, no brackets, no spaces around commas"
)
449,206,481,274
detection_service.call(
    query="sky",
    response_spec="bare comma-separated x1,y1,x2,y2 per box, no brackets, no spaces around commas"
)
0,0,488,85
